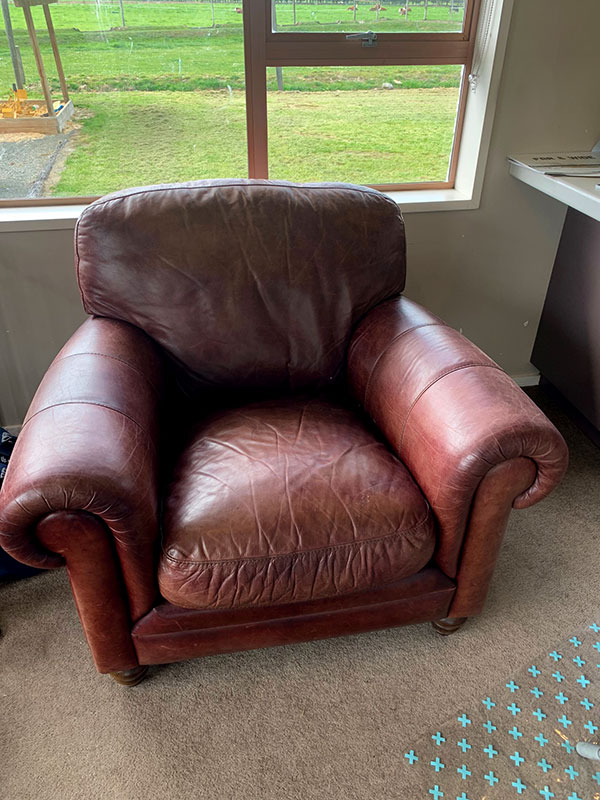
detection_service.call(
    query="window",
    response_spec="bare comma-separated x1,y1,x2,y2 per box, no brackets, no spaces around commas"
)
247,0,482,190
0,0,493,205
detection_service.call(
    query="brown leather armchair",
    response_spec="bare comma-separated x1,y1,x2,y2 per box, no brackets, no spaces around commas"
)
0,180,568,686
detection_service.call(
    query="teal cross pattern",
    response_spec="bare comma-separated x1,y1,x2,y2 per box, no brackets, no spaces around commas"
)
430,757,445,773
564,765,578,780
552,670,565,682
432,732,446,745
482,697,496,710
555,691,568,704
512,778,527,795
530,687,543,698
537,758,552,773
576,674,590,688
456,793,470,800
584,720,598,734
561,740,575,754
508,726,523,741
458,714,471,727
506,680,519,693
590,623,600,632
593,641,600,652
528,665,541,677
532,708,546,721
593,771,600,786
483,720,497,734
483,771,498,787
549,651,562,662
404,750,418,765
534,733,548,747
428,786,443,799
539,787,555,800
457,738,471,753
510,751,524,767
573,655,586,667
580,697,594,710
507,703,521,716
558,713,572,728
457,764,471,780
567,793,583,800
569,636,582,648
483,744,498,759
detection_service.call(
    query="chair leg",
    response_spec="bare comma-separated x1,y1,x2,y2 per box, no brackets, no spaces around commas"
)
109,666,149,686
432,617,468,636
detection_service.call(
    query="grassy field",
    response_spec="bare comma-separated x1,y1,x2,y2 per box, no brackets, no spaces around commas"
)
0,2,463,93
52,87,458,194
0,2,464,196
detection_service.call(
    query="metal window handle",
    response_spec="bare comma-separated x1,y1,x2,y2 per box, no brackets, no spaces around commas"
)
345,31,377,47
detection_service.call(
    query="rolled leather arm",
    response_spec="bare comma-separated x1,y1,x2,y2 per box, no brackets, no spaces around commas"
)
0,316,164,608
347,296,568,577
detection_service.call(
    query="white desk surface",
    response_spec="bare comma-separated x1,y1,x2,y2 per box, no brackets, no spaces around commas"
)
508,160,600,223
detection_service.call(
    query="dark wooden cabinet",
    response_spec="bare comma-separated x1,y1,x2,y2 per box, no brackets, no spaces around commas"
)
532,208,600,433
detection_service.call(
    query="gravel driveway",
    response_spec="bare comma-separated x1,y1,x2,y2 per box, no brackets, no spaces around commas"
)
0,130,74,199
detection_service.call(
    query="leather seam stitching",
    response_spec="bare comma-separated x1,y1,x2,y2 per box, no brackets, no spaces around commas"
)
398,363,506,454
362,322,447,406
52,351,160,395
79,182,394,216
161,512,432,566
22,400,154,444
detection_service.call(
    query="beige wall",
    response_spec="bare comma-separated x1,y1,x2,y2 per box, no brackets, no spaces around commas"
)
0,228,85,426
404,0,600,380
1,0,599,427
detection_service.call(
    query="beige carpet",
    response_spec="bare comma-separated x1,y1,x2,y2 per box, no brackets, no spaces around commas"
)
1,388,599,800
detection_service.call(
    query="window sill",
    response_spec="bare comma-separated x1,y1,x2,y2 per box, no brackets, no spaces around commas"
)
0,188,478,233
0,204,87,232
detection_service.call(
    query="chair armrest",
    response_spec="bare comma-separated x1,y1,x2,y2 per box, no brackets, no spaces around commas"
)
0,316,164,617
347,296,568,577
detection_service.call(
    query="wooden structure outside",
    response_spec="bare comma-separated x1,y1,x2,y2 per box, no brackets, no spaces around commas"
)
0,0,73,133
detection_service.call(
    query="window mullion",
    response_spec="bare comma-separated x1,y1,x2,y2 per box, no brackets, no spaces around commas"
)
244,1,269,179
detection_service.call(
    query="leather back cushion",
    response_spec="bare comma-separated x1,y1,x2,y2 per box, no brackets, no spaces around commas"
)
75,179,406,394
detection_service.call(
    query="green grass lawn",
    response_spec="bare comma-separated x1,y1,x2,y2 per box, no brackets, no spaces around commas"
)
1,2,463,196
52,86,458,195
1,2,463,92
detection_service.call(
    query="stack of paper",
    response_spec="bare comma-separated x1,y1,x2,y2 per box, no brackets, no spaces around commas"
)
507,151,600,177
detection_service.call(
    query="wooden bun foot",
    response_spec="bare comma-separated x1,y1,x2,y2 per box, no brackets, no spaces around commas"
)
109,666,149,686
432,617,468,636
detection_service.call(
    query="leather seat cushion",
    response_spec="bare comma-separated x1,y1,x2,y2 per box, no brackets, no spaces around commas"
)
158,397,435,609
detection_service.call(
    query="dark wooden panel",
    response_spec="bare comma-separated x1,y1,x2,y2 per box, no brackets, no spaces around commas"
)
532,208,600,430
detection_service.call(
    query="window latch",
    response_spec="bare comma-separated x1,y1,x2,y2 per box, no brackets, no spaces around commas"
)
345,31,377,48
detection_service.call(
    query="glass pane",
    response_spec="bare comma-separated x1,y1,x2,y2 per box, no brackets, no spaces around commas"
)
0,1,246,200
271,1,466,34
267,65,463,185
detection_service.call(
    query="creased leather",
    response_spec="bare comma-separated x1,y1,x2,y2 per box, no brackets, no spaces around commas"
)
134,567,455,665
347,296,569,577
0,180,571,673
0,316,163,620
159,397,435,609
75,179,406,396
